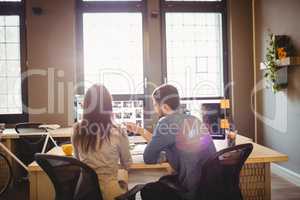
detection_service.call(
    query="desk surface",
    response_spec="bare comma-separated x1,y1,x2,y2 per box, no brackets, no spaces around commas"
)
28,144,170,172
1,127,73,139
27,131,288,172
1,127,252,142
215,139,288,164
2,128,155,144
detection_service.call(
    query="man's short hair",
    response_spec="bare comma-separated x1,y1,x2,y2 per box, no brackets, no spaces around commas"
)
152,84,180,110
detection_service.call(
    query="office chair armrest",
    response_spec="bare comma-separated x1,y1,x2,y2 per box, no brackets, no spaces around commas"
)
159,174,187,193
159,174,179,183
115,184,145,200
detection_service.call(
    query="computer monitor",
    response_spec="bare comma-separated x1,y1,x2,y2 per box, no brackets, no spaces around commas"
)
201,103,225,140
74,95,144,127
180,100,226,140
112,100,144,127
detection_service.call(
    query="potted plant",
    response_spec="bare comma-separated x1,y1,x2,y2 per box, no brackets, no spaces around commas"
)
263,33,292,93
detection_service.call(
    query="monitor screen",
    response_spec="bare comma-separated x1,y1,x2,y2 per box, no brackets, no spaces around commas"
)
180,100,225,140
112,100,144,127
201,103,225,139
74,95,144,127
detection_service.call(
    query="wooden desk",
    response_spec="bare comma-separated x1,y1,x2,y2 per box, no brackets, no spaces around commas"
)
24,131,287,200
28,146,171,172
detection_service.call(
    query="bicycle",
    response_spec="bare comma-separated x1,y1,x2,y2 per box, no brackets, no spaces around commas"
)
0,152,13,197
0,130,23,198
0,124,60,197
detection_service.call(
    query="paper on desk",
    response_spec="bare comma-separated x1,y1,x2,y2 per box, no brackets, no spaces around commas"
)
39,124,61,130
131,144,146,156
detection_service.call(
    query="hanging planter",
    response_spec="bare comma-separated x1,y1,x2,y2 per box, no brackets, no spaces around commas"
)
260,33,296,93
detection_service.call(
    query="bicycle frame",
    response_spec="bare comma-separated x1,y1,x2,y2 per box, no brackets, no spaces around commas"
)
0,142,28,171
0,152,13,196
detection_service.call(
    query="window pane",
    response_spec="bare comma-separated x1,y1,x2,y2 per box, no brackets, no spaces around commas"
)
166,0,221,1
7,77,21,94
0,17,3,26
83,13,144,95
82,0,141,1
6,60,20,76
0,61,5,75
0,44,5,59
7,94,22,113
165,13,224,98
6,44,20,60
0,95,7,108
0,16,19,26
5,27,20,43
0,78,7,94
0,15,22,114
0,27,4,42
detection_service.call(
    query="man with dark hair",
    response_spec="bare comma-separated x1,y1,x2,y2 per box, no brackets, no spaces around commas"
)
152,84,180,111
127,84,216,199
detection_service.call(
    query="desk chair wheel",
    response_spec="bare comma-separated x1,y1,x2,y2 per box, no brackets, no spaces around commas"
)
0,153,13,197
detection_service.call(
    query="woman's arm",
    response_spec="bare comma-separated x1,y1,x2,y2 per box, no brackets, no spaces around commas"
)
118,129,133,169
71,124,80,159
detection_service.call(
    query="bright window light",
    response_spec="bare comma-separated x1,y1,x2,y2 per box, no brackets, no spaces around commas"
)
165,12,224,98
0,15,22,114
83,13,144,95
165,0,221,1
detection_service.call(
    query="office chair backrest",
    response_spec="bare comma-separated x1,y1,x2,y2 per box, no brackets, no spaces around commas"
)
35,154,103,200
196,143,253,200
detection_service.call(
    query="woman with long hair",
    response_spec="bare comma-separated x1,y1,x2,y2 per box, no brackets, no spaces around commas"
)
72,84,132,200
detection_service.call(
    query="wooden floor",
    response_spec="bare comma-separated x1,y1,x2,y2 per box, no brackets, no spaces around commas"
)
1,171,300,200
271,173,300,200
128,170,300,200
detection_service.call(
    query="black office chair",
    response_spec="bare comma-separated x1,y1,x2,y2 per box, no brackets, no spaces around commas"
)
35,154,103,200
195,143,253,200
35,154,146,200
115,184,146,200
0,153,13,197
137,143,253,200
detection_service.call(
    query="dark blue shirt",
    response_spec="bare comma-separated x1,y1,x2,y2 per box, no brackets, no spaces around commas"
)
144,112,216,191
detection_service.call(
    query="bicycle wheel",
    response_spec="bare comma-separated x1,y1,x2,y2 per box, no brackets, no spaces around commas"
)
0,153,12,196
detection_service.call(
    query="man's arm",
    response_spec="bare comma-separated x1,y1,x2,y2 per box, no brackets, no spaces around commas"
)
126,121,176,164
136,127,152,143
143,121,176,164
126,122,152,143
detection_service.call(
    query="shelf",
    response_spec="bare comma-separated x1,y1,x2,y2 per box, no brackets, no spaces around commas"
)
260,57,300,70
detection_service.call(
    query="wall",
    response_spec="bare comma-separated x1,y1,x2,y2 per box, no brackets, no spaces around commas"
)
26,0,76,127
254,0,300,174
228,0,255,139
